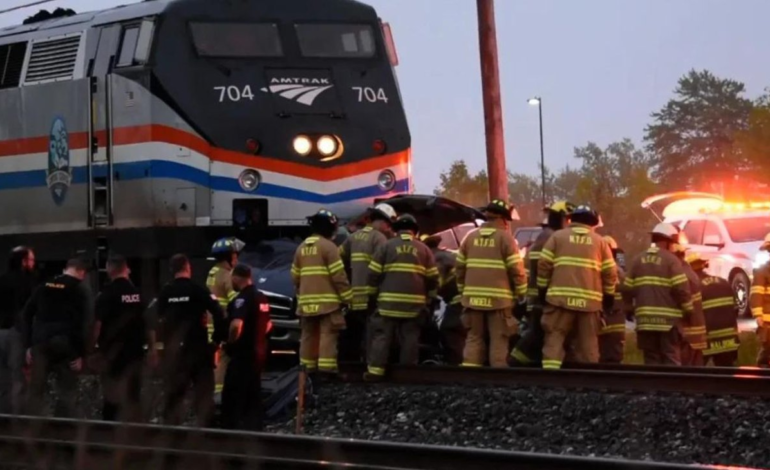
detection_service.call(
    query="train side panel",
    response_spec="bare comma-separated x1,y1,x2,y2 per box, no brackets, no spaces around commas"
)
0,80,90,234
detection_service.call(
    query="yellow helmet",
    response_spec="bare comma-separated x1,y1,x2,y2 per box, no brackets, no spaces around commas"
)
419,234,429,242
603,235,618,251
547,201,576,215
686,252,708,268
761,233,770,251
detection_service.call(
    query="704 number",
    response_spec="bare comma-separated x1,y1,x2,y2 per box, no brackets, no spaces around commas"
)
214,85,254,102
353,87,388,103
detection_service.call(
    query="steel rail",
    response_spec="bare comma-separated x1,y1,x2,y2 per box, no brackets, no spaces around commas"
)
0,416,739,470
337,364,770,397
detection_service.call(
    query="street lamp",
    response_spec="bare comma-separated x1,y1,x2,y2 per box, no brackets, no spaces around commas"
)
528,96,546,206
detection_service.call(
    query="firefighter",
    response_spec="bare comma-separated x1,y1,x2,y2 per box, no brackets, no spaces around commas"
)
23,257,93,417
156,254,226,427
457,199,527,368
338,203,396,362
207,237,243,392
673,243,707,366
365,214,439,380
221,264,271,431
509,201,574,367
623,223,693,365
751,233,770,367
92,254,156,422
537,205,617,369
421,234,464,365
0,246,37,414
292,209,352,374
687,253,739,367
598,235,626,364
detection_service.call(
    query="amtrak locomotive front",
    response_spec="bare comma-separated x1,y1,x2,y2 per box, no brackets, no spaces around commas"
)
0,0,410,272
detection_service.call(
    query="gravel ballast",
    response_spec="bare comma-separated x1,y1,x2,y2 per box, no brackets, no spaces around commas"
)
268,382,770,469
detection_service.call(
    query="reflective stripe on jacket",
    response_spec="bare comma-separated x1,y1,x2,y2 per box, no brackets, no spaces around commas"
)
624,246,692,332
699,274,739,355
537,223,617,313
750,263,770,323
526,228,554,312
367,232,439,318
339,226,388,311
680,261,707,350
456,219,527,310
291,235,352,316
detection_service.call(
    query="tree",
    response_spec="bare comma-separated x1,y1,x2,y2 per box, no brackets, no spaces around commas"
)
433,160,488,207
644,70,753,190
570,139,658,255
735,91,770,194
508,172,542,223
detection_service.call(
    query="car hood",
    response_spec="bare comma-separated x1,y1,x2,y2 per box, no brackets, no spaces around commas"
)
376,194,486,235
239,241,298,299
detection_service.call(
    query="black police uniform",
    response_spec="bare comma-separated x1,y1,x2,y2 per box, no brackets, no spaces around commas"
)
221,285,269,431
0,269,36,413
157,277,225,426
95,277,147,421
23,274,92,417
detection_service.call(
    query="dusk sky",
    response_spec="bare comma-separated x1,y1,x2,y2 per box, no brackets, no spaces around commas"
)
3,0,770,194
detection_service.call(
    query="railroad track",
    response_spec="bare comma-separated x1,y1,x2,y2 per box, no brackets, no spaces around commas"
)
336,363,770,397
0,415,742,470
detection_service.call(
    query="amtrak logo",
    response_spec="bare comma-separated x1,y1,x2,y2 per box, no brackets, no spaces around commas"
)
46,116,72,206
261,77,333,106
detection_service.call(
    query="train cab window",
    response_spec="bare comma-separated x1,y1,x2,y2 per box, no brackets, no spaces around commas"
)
296,24,376,58
117,26,140,67
190,23,283,58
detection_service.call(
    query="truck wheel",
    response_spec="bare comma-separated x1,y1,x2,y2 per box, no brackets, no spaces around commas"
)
731,271,750,318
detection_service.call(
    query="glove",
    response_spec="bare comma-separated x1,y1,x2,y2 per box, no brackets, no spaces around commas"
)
538,288,547,305
514,300,527,321
602,294,614,314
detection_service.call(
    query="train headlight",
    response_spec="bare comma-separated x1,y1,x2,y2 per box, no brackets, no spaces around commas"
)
238,169,261,192
377,170,396,191
293,135,312,156
317,135,343,161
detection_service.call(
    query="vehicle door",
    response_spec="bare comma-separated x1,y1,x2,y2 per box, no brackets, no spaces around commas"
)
701,217,732,280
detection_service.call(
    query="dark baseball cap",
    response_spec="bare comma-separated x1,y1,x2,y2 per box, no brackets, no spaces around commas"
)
232,264,252,279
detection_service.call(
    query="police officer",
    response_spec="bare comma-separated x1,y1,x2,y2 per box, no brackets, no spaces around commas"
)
157,254,226,427
292,210,352,374
457,199,527,368
23,257,92,417
92,254,156,422
421,234,464,365
338,204,396,362
0,246,37,414
221,264,270,431
510,201,573,367
365,214,438,380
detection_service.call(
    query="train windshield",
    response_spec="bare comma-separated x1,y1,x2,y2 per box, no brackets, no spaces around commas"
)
190,22,283,58
295,23,376,58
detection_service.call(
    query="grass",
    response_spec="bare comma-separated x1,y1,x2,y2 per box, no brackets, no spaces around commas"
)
623,330,758,366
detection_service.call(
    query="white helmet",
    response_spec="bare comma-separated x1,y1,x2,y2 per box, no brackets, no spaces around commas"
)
651,222,679,242
373,203,397,222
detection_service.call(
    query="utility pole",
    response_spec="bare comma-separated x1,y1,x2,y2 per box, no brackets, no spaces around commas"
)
476,0,508,202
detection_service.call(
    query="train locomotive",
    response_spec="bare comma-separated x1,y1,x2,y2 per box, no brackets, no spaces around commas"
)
0,0,411,289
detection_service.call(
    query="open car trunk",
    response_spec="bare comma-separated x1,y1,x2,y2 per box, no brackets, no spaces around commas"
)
641,191,724,221
373,194,486,235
